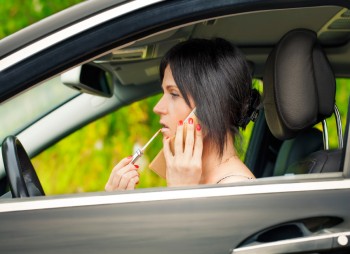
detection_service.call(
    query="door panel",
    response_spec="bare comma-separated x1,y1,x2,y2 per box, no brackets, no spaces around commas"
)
0,180,349,254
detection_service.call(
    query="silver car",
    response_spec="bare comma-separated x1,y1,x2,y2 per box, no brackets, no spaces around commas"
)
0,0,350,253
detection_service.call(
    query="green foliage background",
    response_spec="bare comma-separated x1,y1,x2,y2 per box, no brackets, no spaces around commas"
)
0,0,84,39
32,94,167,194
1,1,349,195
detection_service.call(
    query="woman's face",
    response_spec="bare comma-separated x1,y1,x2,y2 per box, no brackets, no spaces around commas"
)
153,65,194,138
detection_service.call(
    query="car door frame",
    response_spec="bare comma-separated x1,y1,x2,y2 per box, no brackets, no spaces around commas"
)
1,0,350,101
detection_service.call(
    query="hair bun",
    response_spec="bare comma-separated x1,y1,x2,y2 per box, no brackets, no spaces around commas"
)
239,89,261,129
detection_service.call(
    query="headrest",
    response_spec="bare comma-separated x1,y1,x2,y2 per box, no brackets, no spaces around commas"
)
263,29,335,140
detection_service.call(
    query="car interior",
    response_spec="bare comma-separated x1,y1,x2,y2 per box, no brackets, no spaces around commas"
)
264,28,342,176
1,4,350,196
81,6,350,178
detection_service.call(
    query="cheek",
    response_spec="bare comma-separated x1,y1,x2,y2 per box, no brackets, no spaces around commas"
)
167,110,180,137
168,103,192,136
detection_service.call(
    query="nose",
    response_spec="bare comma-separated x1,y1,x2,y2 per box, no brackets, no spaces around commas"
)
153,95,167,115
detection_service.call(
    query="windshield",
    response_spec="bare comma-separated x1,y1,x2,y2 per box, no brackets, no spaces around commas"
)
0,76,79,144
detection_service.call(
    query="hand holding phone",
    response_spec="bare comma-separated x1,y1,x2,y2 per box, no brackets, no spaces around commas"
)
164,111,203,186
149,108,203,186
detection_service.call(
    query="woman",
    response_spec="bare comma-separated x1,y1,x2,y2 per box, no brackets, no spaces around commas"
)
105,38,260,191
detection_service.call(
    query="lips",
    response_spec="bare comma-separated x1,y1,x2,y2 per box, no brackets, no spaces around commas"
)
160,121,170,133
160,120,168,128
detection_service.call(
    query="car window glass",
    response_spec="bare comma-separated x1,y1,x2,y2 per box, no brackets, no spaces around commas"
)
312,78,350,149
34,77,350,194
325,78,350,149
19,80,350,196
32,94,164,195
0,77,79,145
241,79,263,155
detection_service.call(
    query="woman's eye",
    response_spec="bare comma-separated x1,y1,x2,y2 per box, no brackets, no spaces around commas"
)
170,92,179,98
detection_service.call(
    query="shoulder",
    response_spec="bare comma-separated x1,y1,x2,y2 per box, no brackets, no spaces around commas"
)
216,159,255,184
217,174,254,184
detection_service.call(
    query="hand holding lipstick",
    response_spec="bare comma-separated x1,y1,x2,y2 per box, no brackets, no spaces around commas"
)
105,156,140,191
105,129,161,191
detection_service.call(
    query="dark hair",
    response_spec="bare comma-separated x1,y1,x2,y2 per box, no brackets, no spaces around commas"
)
160,38,260,157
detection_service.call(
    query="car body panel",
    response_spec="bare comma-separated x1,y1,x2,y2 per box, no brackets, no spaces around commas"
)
0,176,349,253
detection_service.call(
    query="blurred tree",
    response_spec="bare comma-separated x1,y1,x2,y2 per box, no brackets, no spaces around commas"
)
0,0,83,39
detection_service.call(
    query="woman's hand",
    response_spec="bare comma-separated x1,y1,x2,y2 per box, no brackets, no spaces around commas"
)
105,156,140,191
163,118,203,186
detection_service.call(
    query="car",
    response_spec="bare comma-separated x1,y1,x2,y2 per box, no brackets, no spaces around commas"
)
1,0,350,253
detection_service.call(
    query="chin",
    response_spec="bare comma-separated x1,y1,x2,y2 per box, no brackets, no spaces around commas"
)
160,128,172,138
161,128,175,138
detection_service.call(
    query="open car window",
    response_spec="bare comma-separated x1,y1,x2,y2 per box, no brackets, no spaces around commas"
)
31,76,349,195
21,6,350,195
1,2,350,198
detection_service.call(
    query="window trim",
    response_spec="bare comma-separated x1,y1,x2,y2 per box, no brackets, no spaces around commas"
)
0,173,347,213
0,0,165,72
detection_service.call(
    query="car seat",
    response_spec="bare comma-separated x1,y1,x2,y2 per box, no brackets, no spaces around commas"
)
273,128,323,176
263,29,342,175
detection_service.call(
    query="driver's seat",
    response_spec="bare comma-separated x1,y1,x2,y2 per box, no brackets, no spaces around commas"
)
263,29,342,175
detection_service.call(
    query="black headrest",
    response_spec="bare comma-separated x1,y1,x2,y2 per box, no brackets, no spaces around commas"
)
263,29,336,140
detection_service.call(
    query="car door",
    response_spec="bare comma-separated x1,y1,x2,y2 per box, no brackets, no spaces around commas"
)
0,173,349,253
1,0,350,253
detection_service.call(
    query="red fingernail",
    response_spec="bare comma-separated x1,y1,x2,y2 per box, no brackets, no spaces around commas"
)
188,118,193,124
134,164,139,169
127,155,133,159
178,120,183,126
196,124,201,131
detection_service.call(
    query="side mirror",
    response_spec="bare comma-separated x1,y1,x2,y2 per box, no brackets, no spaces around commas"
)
61,64,113,98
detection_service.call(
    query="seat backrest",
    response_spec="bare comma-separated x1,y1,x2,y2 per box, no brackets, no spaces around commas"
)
273,128,323,176
263,29,339,175
285,98,350,175
286,149,342,174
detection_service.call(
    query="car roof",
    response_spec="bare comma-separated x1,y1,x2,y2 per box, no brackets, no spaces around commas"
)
95,5,350,88
1,0,350,103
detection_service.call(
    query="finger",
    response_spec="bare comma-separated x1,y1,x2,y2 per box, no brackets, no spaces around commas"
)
105,156,132,191
174,120,184,155
193,123,203,160
117,170,139,190
126,175,140,190
163,136,173,159
184,118,195,156
105,182,113,192
111,163,138,190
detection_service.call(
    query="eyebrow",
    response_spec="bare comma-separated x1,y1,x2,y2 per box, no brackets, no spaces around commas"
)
162,84,178,91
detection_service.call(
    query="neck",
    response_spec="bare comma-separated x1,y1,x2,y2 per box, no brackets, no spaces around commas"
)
200,133,238,184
